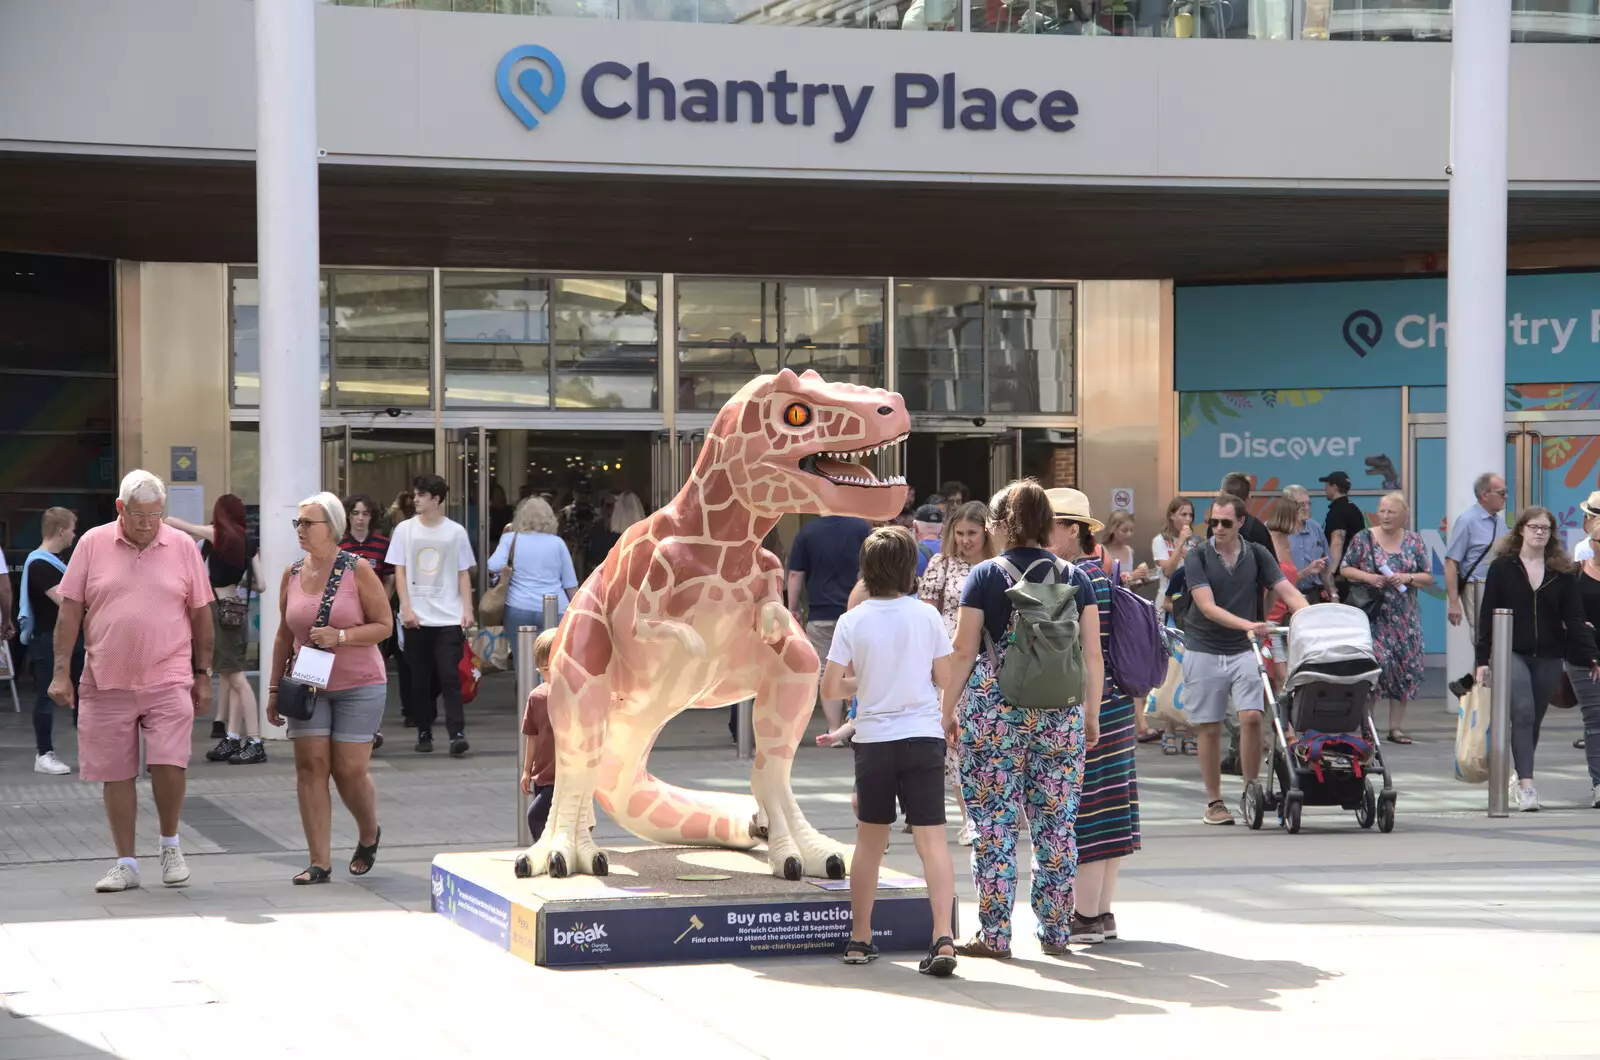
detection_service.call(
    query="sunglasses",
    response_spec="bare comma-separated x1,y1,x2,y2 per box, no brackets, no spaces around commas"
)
1207,517,1236,530
289,518,328,531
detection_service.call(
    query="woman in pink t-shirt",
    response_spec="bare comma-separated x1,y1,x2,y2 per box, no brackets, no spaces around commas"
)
267,492,394,886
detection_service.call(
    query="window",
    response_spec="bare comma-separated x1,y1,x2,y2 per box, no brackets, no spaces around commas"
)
988,285,1073,414
551,277,660,410
443,272,550,408
330,271,432,407
676,279,885,410
895,282,984,414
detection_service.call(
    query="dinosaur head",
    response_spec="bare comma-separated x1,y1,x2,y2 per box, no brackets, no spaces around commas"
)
713,368,910,522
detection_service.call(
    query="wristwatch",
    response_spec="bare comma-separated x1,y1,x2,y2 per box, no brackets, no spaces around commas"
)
337,629,346,645
194,666,213,677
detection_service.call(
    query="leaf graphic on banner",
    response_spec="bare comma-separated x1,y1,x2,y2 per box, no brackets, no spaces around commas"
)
1279,389,1328,407
1563,436,1600,489
1223,392,1254,410
1198,392,1242,426
1543,436,1575,469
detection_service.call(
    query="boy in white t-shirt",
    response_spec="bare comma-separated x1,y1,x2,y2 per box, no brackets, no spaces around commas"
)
821,526,958,978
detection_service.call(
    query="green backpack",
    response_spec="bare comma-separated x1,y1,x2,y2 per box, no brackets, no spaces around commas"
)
982,555,1088,710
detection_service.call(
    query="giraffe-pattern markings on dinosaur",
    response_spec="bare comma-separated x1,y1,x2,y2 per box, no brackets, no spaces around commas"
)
514,368,911,881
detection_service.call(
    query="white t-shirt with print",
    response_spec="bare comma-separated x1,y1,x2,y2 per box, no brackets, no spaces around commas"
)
826,595,952,743
385,517,476,627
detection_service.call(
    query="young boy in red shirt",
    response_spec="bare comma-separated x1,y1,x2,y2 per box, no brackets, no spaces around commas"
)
520,629,560,841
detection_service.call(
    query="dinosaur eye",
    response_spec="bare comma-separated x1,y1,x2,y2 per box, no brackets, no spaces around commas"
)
783,403,812,428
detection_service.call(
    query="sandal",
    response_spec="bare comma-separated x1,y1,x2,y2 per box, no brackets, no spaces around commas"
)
919,935,958,977
1576,737,1587,750
954,936,1012,960
842,939,879,964
1182,736,1198,756
1388,730,1414,745
1137,729,1162,744
1161,732,1180,755
292,866,331,886
349,827,382,877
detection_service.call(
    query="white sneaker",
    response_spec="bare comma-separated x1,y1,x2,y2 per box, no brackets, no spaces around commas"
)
1592,785,1600,809
94,864,140,893
160,846,190,886
1516,784,1541,812
34,752,71,775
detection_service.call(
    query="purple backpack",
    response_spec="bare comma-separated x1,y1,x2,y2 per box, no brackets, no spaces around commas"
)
1107,562,1170,701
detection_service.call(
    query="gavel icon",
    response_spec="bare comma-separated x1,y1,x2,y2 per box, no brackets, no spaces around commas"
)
673,914,705,944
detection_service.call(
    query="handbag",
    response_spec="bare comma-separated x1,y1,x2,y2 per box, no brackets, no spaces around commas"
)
1347,582,1384,619
217,576,250,629
479,532,516,628
275,552,353,722
1552,671,1578,709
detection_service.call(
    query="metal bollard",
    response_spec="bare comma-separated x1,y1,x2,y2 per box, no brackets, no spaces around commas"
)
1487,608,1513,818
735,698,755,760
515,625,538,846
542,593,559,633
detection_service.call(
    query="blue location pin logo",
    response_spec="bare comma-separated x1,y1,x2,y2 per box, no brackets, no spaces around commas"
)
496,45,567,131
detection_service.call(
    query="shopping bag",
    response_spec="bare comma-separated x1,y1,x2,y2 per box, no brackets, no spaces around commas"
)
1454,684,1490,784
1143,643,1189,729
459,638,482,705
469,625,512,674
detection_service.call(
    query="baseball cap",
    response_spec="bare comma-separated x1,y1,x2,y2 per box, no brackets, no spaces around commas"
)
914,504,945,524
1319,471,1352,491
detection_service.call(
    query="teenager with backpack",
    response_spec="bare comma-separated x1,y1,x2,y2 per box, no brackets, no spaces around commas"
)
939,479,1102,960
1179,494,1309,826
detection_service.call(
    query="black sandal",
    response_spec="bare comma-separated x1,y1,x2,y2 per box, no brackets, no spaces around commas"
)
842,939,879,964
918,935,958,977
292,866,331,886
349,827,381,877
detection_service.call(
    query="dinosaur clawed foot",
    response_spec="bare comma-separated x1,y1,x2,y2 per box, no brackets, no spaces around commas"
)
514,828,608,879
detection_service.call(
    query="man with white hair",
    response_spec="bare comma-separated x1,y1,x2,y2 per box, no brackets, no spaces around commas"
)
1444,471,1510,699
51,470,214,893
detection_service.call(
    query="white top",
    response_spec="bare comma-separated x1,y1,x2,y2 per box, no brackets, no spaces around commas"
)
385,517,476,627
1151,533,1194,599
826,595,952,743
1576,537,1594,563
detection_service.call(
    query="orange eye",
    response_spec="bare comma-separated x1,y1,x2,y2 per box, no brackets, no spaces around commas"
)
784,403,812,428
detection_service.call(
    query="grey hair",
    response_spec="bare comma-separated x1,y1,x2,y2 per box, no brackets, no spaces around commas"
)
514,496,558,535
1282,484,1309,501
300,491,347,541
610,491,646,534
1474,471,1502,499
118,469,167,507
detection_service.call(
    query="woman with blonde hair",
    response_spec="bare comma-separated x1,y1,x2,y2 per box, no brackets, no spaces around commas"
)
1339,491,1432,746
1097,509,1151,589
488,496,580,667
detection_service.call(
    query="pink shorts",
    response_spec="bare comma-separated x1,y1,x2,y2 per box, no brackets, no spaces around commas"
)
78,682,195,781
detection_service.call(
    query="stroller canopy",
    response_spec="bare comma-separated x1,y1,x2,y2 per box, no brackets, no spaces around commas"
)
1285,604,1382,692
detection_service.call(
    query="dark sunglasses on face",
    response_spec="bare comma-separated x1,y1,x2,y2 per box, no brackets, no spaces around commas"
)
1207,517,1236,530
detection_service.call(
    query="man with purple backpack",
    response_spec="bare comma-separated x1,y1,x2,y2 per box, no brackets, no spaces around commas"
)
1045,489,1167,945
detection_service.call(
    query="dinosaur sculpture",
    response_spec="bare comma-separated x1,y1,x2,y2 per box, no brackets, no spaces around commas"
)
514,369,910,881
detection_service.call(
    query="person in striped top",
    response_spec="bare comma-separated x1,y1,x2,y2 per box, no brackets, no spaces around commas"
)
339,494,393,589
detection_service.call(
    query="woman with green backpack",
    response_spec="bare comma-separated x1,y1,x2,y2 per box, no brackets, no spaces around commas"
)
940,479,1103,960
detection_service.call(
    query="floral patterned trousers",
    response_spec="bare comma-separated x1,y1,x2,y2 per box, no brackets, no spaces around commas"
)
958,655,1087,950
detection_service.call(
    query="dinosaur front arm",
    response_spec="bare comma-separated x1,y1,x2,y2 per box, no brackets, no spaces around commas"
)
757,598,794,646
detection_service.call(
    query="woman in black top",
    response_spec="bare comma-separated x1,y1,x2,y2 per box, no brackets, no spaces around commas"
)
1565,499,1600,809
168,494,266,765
1474,506,1599,812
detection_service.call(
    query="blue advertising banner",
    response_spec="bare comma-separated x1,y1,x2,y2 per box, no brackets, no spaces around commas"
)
1176,271,1600,391
432,864,514,950
541,894,937,967
1178,388,1403,495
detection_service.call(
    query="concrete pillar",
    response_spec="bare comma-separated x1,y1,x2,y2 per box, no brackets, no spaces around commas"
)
1445,1,1511,686
255,0,322,737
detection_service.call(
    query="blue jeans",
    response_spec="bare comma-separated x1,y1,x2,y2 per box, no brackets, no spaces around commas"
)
29,631,83,755
503,605,545,674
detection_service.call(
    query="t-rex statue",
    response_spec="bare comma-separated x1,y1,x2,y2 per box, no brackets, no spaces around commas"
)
514,368,910,882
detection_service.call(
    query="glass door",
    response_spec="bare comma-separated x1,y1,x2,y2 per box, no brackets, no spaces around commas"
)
1508,418,1600,553
446,427,487,596
321,426,348,499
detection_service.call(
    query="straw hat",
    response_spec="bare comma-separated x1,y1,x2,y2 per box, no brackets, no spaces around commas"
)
1580,490,1600,518
1045,488,1105,535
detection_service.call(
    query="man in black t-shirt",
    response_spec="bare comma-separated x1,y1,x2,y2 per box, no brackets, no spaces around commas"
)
1320,471,1367,598
787,515,873,733
22,507,82,775
1219,473,1273,550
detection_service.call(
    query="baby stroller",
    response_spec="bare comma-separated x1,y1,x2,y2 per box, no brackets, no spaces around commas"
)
1241,604,1398,834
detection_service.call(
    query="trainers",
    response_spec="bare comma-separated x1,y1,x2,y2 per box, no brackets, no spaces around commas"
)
449,735,469,757
1515,784,1540,812
210,720,227,740
34,752,71,775
1203,800,1236,826
373,732,384,752
1099,912,1118,940
95,864,140,893
416,730,433,753
205,737,241,762
1591,785,1600,809
1447,674,1473,700
229,740,267,765
1067,913,1105,944
160,846,191,886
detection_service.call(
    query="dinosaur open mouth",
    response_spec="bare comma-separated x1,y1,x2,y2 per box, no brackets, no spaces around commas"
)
797,434,910,489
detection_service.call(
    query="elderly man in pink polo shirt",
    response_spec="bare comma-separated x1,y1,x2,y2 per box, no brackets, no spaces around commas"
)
51,469,215,893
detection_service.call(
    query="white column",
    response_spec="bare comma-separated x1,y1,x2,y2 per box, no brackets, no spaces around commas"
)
1445,1,1511,686
255,0,322,738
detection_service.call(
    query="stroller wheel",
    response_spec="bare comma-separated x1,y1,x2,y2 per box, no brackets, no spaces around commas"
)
1285,795,1303,835
1241,782,1265,831
1377,792,1397,834
1356,782,1377,829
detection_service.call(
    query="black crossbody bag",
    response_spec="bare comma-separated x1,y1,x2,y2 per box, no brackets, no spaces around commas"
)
275,552,352,722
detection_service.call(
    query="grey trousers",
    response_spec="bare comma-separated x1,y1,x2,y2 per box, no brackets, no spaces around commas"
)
1562,661,1600,788
1508,654,1565,780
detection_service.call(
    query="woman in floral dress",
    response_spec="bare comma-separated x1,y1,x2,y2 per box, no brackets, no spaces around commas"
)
1338,492,1432,743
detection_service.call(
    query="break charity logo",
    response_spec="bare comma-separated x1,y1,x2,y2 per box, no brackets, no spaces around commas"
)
1342,307,1599,358
495,44,1079,143
552,922,609,951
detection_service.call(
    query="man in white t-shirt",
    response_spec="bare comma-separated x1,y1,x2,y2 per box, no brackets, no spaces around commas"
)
386,474,476,757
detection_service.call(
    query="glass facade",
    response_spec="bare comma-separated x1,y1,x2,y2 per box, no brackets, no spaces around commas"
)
322,0,1600,41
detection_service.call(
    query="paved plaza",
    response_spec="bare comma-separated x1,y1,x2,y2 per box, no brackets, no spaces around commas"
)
2,671,1598,1060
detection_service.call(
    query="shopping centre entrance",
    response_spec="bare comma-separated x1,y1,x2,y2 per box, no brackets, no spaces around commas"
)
904,427,1079,509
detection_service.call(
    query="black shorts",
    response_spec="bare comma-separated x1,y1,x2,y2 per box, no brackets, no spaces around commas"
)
853,737,947,827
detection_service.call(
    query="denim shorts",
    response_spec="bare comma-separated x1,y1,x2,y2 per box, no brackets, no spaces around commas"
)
286,682,388,743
